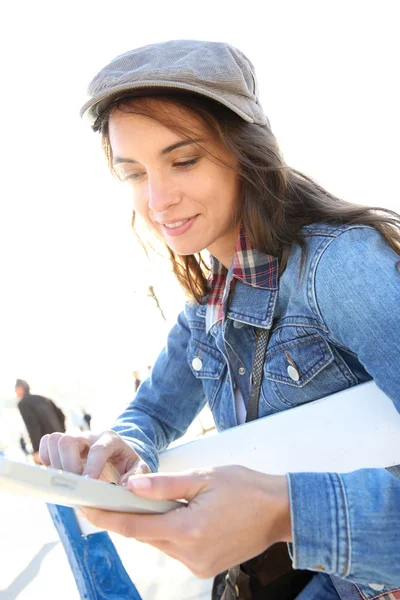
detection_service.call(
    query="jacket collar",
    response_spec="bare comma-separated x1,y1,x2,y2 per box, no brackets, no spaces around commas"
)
205,231,279,331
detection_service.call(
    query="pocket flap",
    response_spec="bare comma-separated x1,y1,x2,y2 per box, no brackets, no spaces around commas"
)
187,339,225,379
264,335,334,386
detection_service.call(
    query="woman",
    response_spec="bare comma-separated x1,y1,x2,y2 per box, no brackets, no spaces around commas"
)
39,40,400,600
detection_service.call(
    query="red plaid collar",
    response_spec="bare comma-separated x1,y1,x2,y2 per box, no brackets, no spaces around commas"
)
206,231,279,331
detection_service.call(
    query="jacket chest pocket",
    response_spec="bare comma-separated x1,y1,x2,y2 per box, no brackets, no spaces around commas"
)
261,334,357,410
187,339,226,407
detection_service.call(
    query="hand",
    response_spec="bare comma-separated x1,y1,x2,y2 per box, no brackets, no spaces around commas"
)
79,465,292,578
38,430,150,484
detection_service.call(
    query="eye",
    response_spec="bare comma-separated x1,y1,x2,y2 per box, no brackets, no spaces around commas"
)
121,171,146,183
173,158,200,168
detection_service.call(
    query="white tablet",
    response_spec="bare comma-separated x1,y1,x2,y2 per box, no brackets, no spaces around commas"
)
0,457,183,514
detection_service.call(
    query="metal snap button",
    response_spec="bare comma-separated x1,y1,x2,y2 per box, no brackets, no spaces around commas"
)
287,365,300,381
238,367,246,375
233,320,244,329
192,357,203,371
368,583,385,591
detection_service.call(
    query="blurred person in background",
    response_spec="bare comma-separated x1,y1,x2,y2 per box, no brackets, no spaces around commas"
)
19,432,31,457
15,379,65,465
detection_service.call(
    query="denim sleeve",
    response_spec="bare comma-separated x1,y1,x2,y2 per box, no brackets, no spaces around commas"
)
287,469,400,587
288,226,400,585
111,309,207,472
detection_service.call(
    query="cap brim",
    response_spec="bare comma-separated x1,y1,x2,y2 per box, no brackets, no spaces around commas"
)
80,81,264,128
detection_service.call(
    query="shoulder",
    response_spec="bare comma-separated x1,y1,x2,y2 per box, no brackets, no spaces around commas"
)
285,222,364,268
19,395,34,406
300,222,387,251
310,224,399,281
301,222,354,238
282,223,400,332
311,224,400,332
295,222,399,279
283,223,383,285
28,394,49,403
18,396,35,414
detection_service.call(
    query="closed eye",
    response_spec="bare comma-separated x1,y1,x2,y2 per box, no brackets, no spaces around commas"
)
122,172,144,182
173,158,200,168
118,158,200,182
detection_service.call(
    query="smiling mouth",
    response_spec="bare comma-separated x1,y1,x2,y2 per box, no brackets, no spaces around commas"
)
163,219,190,229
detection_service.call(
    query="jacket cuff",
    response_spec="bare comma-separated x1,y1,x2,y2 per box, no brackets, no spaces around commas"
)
287,472,350,577
118,436,159,473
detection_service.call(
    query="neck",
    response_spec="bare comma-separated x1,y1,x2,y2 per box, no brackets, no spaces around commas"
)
208,225,240,269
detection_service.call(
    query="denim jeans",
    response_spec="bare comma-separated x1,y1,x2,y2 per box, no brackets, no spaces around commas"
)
296,574,340,600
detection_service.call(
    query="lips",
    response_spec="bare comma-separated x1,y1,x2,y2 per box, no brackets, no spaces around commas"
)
163,219,189,229
158,215,198,237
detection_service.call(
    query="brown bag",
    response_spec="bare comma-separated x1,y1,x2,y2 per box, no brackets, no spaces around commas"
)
212,329,313,600
212,544,313,599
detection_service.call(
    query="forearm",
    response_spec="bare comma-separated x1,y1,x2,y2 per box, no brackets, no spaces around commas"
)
112,408,169,472
111,393,201,472
111,309,207,472
288,468,400,587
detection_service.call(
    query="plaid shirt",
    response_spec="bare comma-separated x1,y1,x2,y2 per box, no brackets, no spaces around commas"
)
206,231,279,332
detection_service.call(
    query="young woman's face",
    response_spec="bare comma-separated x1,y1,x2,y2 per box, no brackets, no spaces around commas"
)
108,101,241,267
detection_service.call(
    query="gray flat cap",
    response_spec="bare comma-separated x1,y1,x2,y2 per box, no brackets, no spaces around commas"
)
80,39,268,128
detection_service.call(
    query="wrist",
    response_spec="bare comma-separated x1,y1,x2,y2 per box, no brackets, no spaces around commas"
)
260,474,292,544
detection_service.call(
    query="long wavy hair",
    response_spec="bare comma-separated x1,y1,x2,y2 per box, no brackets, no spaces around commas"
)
95,92,400,303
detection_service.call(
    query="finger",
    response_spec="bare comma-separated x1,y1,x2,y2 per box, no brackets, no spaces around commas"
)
128,470,209,501
98,461,121,484
119,460,151,486
83,431,132,479
58,436,91,474
136,461,151,475
39,435,50,466
47,432,64,469
78,508,179,560
79,507,210,577
79,505,189,542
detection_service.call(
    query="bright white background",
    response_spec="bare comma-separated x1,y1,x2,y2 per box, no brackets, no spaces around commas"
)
0,0,399,435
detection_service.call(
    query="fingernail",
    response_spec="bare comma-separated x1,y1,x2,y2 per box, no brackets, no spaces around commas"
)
128,477,152,490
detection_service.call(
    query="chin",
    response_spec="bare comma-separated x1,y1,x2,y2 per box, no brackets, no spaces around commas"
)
167,243,207,256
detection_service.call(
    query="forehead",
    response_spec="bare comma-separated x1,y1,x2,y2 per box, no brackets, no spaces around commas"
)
108,98,209,143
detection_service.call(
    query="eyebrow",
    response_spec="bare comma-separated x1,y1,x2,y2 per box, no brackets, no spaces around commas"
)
113,139,203,166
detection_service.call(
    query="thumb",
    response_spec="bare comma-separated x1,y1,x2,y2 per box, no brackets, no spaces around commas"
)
127,469,210,501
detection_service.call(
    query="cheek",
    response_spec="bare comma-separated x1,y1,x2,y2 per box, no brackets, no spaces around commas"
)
214,178,239,219
225,176,240,214
130,190,160,236
131,188,148,219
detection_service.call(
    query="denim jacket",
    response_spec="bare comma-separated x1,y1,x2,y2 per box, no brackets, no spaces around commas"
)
113,223,400,599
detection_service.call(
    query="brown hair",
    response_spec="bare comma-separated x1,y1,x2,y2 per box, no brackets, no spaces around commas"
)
95,92,400,302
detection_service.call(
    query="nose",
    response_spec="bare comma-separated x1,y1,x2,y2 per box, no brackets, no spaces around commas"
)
147,170,180,215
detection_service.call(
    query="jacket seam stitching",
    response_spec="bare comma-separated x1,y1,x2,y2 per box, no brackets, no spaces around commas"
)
308,225,375,348
336,473,352,578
